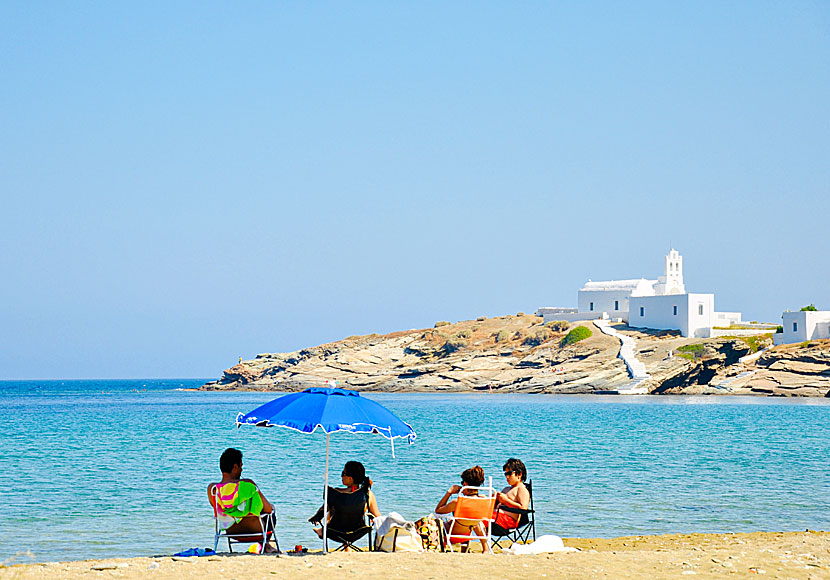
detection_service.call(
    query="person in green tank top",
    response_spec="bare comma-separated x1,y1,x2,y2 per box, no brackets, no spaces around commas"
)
207,448,277,553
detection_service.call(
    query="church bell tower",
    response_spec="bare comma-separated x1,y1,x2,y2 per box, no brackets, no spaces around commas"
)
655,249,685,295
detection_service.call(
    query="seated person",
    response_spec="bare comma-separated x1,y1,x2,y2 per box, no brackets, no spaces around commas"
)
309,461,380,541
492,457,530,531
435,465,489,552
207,447,277,553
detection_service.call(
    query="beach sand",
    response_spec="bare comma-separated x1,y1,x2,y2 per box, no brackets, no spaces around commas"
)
2,531,828,580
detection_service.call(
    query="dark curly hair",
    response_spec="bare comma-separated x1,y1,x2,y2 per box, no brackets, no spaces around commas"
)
461,465,485,487
342,460,372,491
503,458,527,482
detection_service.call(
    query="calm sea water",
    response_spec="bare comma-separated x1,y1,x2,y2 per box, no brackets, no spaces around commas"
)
1,379,828,563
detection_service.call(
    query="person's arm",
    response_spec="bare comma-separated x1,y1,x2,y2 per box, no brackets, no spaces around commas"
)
243,478,273,513
207,483,216,508
435,484,461,514
368,489,381,518
258,487,273,514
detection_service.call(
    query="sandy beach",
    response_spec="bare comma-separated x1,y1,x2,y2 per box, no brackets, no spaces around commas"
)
3,531,827,580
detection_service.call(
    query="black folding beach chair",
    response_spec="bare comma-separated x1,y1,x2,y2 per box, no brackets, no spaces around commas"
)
491,479,536,550
322,487,374,552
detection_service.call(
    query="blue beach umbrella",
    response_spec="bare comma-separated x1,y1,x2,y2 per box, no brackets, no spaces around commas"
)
235,386,416,551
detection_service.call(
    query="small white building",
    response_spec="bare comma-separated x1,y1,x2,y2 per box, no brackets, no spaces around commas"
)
629,293,715,338
536,249,741,337
775,310,830,344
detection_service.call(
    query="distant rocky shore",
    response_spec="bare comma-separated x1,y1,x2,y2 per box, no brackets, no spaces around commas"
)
201,315,830,397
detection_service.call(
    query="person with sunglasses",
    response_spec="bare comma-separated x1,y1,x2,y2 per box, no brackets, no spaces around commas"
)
435,465,489,552
493,458,530,531
309,460,381,539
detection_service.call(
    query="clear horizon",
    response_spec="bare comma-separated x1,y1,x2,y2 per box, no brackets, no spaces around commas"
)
2,2,828,379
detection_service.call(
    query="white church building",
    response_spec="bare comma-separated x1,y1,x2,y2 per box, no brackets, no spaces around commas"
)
537,249,741,338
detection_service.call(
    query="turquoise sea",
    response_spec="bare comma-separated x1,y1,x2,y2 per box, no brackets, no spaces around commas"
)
1,379,828,563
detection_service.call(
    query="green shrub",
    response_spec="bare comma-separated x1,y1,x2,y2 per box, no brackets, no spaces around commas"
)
434,321,450,328
545,320,569,332
512,331,526,340
455,329,472,339
560,326,592,346
676,343,705,359
775,325,783,333
524,329,552,346
516,312,525,316
476,316,487,321
801,304,818,311
736,336,763,353
443,338,467,353
494,330,511,343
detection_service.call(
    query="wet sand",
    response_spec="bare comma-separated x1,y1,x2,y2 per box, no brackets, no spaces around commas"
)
2,531,828,580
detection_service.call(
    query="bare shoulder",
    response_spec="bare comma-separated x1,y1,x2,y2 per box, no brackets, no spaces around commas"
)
518,483,530,504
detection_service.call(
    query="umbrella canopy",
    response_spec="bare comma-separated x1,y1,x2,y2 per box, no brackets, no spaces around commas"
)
235,387,416,443
235,386,416,553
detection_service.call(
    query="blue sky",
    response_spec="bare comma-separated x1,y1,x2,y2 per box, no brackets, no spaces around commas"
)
1,2,828,379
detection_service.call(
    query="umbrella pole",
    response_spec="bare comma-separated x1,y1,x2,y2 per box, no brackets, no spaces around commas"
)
323,431,329,554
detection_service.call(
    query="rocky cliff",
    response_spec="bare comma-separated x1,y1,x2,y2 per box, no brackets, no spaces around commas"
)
201,316,830,397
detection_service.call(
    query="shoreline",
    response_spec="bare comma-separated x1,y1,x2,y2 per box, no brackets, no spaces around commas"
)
3,531,827,579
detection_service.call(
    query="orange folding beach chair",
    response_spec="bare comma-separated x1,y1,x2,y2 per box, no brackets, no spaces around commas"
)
440,477,496,553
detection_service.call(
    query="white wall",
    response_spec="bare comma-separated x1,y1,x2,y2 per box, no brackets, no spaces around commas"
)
536,307,578,317
578,290,632,318
628,293,714,337
781,311,830,343
713,311,742,327
539,311,612,323
710,328,773,338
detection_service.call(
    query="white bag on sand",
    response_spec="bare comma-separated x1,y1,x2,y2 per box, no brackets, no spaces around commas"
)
373,512,424,552
502,535,577,555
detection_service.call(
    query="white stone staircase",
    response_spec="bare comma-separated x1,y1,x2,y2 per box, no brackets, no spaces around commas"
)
595,320,650,394
711,370,756,391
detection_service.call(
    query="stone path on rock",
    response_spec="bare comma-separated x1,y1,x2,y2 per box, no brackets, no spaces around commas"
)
595,320,650,394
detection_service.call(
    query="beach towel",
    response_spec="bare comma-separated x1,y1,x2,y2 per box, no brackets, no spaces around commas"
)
174,547,216,557
501,535,577,555
213,481,264,530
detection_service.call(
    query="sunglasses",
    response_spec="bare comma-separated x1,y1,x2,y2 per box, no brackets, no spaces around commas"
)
503,470,515,476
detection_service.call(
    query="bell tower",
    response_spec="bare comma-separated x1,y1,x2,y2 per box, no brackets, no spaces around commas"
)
655,249,685,295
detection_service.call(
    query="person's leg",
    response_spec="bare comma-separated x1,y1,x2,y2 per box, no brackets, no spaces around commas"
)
474,522,489,553
262,513,279,553
227,515,271,544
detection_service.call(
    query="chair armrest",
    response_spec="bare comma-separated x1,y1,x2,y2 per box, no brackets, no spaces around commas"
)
496,505,533,515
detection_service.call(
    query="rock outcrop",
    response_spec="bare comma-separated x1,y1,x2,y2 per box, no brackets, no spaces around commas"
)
201,317,830,397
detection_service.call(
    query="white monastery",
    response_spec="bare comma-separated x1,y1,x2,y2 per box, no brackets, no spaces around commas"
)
537,249,741,338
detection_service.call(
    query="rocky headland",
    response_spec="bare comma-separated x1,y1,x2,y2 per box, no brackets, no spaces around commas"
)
201,315,830,397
